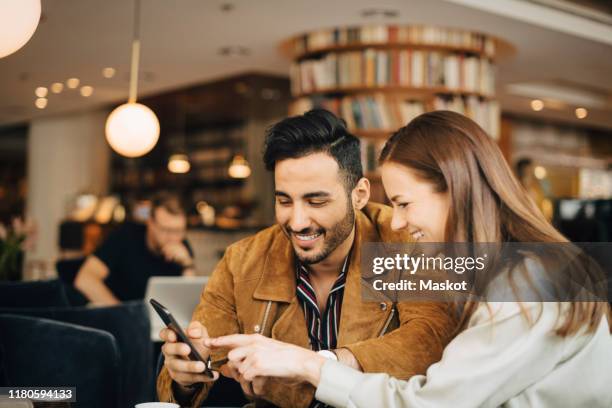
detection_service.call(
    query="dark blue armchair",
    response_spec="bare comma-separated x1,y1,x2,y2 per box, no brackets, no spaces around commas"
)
0,301,153,407
0,279,70,308
0,314,121,408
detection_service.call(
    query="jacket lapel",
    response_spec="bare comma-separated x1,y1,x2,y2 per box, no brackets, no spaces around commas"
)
250,229,311,347
252,230,296,303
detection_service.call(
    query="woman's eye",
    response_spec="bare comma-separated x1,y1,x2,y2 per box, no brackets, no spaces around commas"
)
397,203,410,209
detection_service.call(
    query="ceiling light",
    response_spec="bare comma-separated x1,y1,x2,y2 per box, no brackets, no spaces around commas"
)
105,0,160,158
51,82,63,93
35,97,47,109
575,107,588,119
228,155,251,179
102,67,116,78
66,78,80,89
35,86,47,97
0,0,41,58
80,85,94,97
106,103,159,158
168,154,191,174
531,99,544,111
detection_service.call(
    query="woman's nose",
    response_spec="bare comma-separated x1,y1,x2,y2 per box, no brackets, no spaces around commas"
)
391,211,408,231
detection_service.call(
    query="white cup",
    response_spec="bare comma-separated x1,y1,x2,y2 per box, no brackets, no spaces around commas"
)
135,403,179,408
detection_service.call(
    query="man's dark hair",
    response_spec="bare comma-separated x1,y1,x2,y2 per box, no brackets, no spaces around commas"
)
263,109,363,191
151,194,185,217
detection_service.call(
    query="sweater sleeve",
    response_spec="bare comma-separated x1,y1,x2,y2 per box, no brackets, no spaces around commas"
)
316,302,569,408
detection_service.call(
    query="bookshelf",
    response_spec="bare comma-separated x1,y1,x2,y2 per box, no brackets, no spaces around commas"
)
283,25,508,202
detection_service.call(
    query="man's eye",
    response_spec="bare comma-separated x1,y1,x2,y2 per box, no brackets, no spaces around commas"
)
277,200,292,206
309,200,327,207
397,203,410,209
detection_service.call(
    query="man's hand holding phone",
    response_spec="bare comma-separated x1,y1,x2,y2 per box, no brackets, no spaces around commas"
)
160,321,219,388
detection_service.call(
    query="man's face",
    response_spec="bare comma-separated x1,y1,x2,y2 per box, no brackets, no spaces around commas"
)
274,152,355,265
147,207,187,253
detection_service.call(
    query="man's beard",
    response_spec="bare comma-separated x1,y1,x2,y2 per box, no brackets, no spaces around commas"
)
284,202,355,265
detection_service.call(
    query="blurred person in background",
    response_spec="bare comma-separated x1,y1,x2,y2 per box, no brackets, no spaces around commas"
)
515,158,553,220
74,195,194,306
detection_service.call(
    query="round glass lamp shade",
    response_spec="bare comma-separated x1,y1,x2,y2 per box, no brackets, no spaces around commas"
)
0,0,41,58
168,154,191,174
228,155,251,179
105,103,160,158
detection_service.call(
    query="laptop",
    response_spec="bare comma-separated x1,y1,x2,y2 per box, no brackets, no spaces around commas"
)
144,276,209,341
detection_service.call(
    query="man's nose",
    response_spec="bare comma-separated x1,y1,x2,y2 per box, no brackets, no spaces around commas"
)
289,205,311,232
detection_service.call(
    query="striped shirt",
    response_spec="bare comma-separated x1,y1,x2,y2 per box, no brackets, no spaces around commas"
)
295,255,349,351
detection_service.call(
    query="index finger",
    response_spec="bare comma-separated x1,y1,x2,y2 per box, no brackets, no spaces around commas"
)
207,334,257,349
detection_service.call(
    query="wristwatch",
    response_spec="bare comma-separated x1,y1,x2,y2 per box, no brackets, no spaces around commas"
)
317,349,338,361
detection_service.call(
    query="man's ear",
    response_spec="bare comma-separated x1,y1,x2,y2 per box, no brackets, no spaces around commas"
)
352,177,370,210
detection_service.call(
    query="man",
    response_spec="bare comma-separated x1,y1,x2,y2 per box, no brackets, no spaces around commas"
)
74,196,194,305
158,110,456,407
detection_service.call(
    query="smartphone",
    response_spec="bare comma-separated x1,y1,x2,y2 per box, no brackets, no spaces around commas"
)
149,298,215,378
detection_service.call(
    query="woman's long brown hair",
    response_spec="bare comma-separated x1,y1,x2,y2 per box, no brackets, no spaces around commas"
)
379,110,609,336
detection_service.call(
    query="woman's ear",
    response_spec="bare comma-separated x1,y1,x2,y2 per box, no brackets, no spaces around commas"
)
352,177,370,210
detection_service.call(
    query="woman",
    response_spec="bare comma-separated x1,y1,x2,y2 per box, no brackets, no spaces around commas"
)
208,111,612,407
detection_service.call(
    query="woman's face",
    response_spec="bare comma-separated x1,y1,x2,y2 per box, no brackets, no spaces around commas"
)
381,162,449,242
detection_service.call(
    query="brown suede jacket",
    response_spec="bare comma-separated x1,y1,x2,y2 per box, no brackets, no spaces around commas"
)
157,203,457,407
